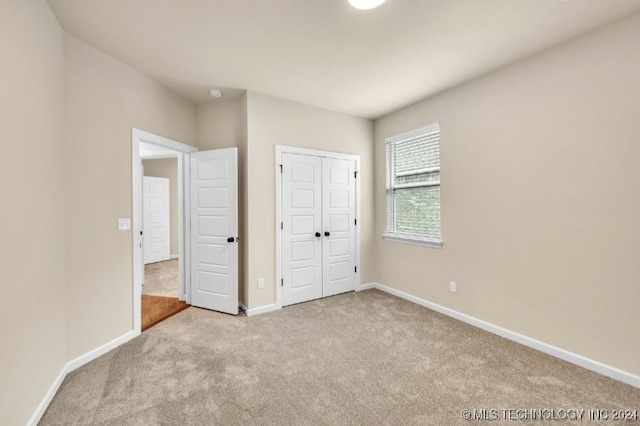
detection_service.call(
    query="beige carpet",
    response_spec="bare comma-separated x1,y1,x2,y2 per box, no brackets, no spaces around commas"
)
40,290,639,425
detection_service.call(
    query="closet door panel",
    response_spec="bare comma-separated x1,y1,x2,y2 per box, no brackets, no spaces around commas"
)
322,158,356,298
282,153,323,306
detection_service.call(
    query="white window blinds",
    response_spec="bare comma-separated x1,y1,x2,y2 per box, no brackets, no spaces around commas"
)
385,123,441,246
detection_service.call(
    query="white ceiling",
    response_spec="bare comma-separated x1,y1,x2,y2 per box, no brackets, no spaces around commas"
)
47,0,640,119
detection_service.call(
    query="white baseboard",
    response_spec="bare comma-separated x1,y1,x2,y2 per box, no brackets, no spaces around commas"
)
28,330,138,426
358,282,376,291
244,303,280,317
170,254,179,260
27,366,67,426
238,301,279,317
367,282,639,388
247,283,371,316
66,331,138,372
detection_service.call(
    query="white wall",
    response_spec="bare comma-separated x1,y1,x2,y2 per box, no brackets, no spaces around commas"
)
64,33,198,360
0,2,66,424
245,92,374,308
374,13,640,376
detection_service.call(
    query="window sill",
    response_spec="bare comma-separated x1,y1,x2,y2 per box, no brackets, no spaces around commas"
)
382,234,443,249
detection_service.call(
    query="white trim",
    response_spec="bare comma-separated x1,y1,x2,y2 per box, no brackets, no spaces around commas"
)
385,122,442,245
367,282,640,389
355,154,361,290
275,145,361,310
357,282,376,291
382,233,443,248
276,145,361,161
244,303,281,317
66,331,138,372
27,368,66,426
180,152,192,302
132,129,197,328
139,153,180,160
393,181,440,189
275,148,282,310
134,129,198,154
395,166,440,177
27,330,138,426
132,133,142,332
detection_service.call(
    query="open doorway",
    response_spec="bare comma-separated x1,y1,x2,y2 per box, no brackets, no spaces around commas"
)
132,129,197,333
132,129,240,333
141,158,187,329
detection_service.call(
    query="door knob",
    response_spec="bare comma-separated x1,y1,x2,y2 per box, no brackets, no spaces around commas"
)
315,232,321,237
324,231,330,237
227,237,235,243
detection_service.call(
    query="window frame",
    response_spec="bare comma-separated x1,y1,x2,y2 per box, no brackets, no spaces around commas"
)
383,123,443,249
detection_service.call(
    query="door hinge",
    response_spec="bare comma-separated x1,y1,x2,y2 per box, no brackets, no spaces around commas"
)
280,164,283,173
354,219,357,226
281,278,284,287
281,222,283,230
355,266,357,273
354,171,358,178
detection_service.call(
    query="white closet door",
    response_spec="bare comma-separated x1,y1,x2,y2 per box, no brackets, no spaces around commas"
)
190,148,238,315
143,176,170,265
322,158,356,297
282,153,323,306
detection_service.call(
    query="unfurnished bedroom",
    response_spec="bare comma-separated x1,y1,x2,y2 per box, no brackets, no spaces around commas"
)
1,0,639,425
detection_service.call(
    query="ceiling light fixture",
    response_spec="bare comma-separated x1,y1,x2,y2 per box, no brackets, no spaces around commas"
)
348,0,386,10
209,88,223,98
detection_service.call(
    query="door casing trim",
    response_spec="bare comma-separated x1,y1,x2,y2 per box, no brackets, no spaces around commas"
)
132,129,197,333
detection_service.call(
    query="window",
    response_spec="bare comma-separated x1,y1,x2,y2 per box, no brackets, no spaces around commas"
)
384,123,442,248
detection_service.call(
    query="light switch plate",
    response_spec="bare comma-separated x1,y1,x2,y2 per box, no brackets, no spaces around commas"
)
119,218,131,231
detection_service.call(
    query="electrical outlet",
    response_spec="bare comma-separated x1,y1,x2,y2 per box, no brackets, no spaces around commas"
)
258,278,265,289
449,281,457,293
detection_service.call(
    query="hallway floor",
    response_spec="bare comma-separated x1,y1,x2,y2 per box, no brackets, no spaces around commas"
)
143,259,179,298
141,294,189,331
142,259,185,331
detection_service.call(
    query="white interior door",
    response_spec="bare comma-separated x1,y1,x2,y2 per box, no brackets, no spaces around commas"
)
190,148,238,315
143,176,170,264
282,153,323,306
281,153,357,306
322,158,356,297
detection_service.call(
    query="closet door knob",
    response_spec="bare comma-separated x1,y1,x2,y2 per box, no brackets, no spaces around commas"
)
227,237,235,243
324,231,330,237
315,232,321,237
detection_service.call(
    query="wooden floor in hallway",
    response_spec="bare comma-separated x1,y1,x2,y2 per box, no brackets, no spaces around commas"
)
141,295,189,331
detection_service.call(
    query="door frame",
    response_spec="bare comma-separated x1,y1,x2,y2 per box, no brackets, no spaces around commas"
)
132,129,197,333
275,145,361,310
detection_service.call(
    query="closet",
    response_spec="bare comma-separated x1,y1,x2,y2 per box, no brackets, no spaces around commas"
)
280,149,359,306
